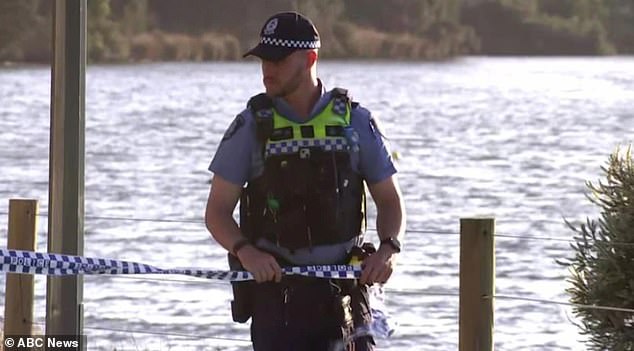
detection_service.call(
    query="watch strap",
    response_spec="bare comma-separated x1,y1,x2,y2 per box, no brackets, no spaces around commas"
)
380,237,401,253
231,238,251,257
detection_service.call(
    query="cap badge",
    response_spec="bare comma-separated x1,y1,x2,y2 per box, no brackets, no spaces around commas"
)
263,18,278,36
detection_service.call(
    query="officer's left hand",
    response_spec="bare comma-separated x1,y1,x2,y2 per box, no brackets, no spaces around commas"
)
359,245,398,285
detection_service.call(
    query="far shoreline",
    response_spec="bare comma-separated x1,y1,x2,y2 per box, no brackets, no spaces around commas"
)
3,54,633,70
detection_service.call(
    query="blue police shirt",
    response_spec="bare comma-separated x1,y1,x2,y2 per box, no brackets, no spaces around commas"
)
209,84,397,186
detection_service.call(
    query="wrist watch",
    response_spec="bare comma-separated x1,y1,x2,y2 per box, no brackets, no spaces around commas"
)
231,238,251,257
380,237,401,253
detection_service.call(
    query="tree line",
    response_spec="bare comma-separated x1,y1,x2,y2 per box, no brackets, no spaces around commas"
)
0,0,632,63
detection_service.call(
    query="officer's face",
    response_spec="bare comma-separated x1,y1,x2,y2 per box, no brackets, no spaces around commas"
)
261,51,307,97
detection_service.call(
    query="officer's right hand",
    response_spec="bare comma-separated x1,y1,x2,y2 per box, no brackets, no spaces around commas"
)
236,245,283,283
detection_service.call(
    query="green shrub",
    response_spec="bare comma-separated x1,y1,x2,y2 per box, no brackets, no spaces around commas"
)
462,1,615,55
560,146,634,350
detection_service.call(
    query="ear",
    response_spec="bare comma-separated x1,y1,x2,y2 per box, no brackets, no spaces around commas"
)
306,50,318,68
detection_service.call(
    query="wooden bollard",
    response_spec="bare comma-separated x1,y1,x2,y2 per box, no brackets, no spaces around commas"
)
4,199,38,336
459,218,495,351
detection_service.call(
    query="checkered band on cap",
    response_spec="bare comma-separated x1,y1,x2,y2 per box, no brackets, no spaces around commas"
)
261,36,321,49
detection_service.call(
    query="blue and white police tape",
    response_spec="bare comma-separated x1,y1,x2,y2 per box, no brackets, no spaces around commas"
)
0,249,363,281
0,248,396,339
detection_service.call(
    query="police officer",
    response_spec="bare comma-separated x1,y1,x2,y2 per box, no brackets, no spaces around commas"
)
205,11,405,351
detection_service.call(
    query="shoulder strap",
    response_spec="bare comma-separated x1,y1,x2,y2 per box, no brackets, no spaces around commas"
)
331,87,349,100
332,87,359,111
247,93,274,145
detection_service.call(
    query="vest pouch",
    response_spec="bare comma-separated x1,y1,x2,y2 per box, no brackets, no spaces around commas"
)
263,155,311,196
227,253,254,323
306,151,363,245
273,203,310,250
306,151,341,243
261,155,314,250
335,165,365,240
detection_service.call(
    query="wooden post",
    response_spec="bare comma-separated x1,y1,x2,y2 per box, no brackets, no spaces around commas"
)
46,0,86,345
4,199,38,336
459,218,495,351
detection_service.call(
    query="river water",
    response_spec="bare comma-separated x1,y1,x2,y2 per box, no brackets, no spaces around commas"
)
1,57,633,350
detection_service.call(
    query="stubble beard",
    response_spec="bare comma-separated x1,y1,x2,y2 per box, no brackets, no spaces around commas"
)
269,64,304,98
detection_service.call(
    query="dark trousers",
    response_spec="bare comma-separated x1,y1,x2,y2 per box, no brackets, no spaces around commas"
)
250,277,375,351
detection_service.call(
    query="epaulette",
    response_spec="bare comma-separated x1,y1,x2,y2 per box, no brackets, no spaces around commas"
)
331,87,359,115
